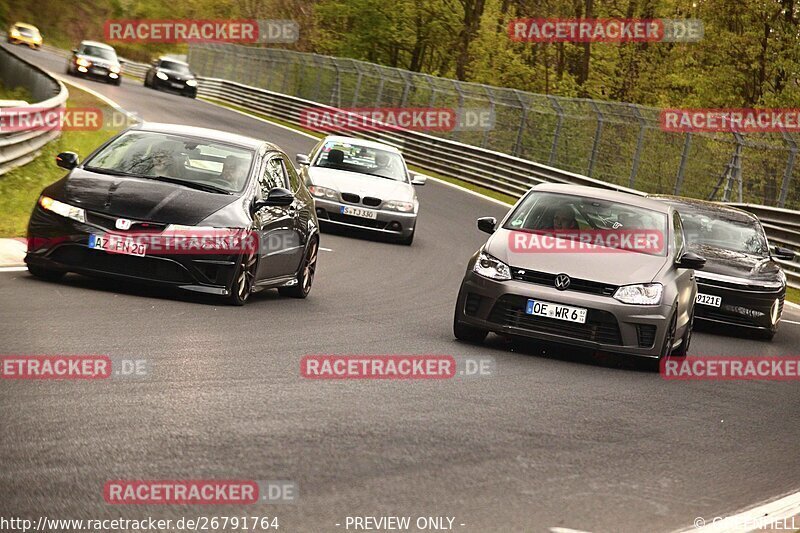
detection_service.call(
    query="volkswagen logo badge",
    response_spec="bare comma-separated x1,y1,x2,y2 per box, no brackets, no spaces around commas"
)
115,218,132,230
554,273,571,291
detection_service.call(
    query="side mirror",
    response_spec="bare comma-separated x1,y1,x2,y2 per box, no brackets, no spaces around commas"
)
773,246,796,261
296,154,310,166
477,217,497,234
678,251,706,270
254,187,294,210
56,152,79,170
118,58,126,65
411,174,427,186
151,60,158,66
71,48,78,54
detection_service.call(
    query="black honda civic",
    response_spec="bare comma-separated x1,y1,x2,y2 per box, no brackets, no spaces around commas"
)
652,196,794,339
25,123,319,305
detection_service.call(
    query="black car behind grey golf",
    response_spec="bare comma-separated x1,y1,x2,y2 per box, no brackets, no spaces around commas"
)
144,57,198,98
25,123,319,305
653,196,795,339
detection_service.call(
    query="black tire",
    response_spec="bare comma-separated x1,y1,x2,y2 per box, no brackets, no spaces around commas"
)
759,327,777,341
279,237,318,299
671,309,693,358
27,264,66,281
226,250,258,306
658,312,677,361
453,295,488,344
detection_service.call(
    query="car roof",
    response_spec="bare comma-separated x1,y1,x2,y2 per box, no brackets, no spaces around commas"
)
649,194,759,222
531,183,672,213
13,23,39,30
132,123,276,151
80,40,115,50
321,135,402,154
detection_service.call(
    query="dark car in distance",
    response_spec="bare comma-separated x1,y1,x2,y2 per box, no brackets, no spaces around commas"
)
652,196,795,339
25,123,319,305
144,57,198,98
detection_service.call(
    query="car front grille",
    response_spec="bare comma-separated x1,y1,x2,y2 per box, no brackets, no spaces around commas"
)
341,193,360,204
487,294,622,345
85,212,167,233
510,268,618,296
48,245,191,283
362,196,382,207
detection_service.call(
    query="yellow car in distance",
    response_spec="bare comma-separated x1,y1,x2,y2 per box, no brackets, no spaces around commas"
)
7,22,42,49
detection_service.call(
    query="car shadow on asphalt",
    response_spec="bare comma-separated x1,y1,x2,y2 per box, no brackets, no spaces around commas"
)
481,334,660,373
21,272,284,307
319,224,405,245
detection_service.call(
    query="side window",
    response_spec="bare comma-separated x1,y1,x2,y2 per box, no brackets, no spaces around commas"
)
673,212,685,260
282,157,301,192
259,157,287,197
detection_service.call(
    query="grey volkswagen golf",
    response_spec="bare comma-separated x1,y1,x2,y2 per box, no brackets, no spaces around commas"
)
453,184,706,360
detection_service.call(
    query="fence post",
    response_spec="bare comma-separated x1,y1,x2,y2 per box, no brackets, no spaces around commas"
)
548,96,563,165
779,131,797,208
629,104,646,188
674,133,692,195
512,89,528,158
587,100,604,178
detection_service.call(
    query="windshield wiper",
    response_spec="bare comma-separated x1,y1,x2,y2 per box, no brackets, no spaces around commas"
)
142,175,232,194
84,167,231,194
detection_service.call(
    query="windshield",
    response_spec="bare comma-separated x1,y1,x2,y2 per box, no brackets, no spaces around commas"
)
504,191,668,256
312,140,407,182
670,203,769,257
80,45,117,61
84,131,254,193
15,26,38,36
160,60,190,73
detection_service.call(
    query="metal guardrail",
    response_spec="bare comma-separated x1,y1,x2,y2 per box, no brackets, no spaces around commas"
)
0,45,68,174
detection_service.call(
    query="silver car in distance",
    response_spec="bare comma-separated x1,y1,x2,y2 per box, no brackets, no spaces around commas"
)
296,136,426,245
453,184,707,361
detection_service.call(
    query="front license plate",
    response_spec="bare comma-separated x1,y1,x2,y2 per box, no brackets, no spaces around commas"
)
170,82,183,89
696,293,722,307
341,205,377,219
91,68,107,75
525,299,587,324
88,234,146,257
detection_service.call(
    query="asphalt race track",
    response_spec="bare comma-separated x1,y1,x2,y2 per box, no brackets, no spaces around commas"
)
2,43,800,533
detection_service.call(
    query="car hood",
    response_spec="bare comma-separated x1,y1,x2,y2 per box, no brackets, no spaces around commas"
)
690,243,781,282
158,68,195,80
308,167,414,202
48,168,237,225
486,228,669,285
79,54,120,68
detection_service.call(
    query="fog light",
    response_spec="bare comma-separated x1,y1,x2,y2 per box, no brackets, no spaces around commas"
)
387,222,402,231
109,73,119,79
77,66,88,73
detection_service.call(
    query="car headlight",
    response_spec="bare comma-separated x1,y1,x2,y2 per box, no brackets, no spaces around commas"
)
156,71,169,80
308,185,337,199
185,79,197,87
473,251,511,281
39,196,86,223
110,65,120,74
385,200,414,212
76,58,91,67
10,29,19,37
613,283,663,305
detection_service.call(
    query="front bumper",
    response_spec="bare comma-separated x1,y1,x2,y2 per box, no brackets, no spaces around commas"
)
314,197,416,238
152,77,197,96
455,270,674,358
8,36,41,48
694,278,784,330
73,63,120,82
25,205,239,296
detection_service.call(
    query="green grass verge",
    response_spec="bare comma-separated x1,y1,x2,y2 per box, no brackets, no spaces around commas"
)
786,286,799,305
0,80,32,101
0,84,121,237
201,96,518,206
